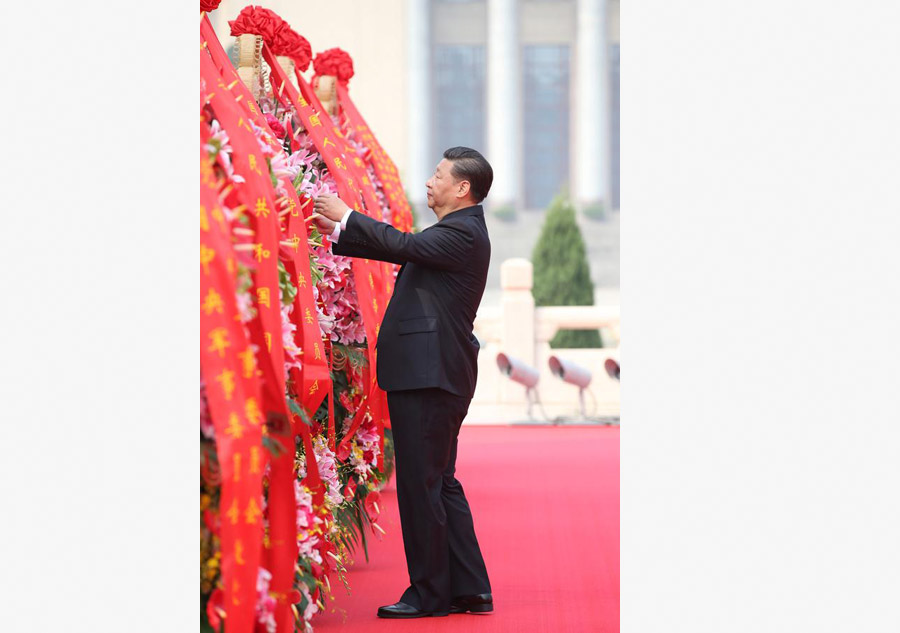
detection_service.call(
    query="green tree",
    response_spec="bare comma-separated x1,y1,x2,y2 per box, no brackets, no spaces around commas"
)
531,194,602,348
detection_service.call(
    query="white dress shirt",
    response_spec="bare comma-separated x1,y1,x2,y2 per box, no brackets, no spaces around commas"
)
327,208,354,243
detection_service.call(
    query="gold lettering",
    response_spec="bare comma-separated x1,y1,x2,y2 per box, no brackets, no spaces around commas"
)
225,412,245,439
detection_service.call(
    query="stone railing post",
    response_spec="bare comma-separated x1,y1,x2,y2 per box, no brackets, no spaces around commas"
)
499,258,535,403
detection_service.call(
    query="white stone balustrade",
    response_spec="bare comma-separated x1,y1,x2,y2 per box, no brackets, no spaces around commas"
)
468,258,620,423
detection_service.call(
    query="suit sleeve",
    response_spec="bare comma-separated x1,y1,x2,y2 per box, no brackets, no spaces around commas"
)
331,212,474,271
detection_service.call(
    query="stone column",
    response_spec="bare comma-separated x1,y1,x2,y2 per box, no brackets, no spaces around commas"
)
499,259,535,403
487,0,519,212
575,0,609,213
406,0,431,213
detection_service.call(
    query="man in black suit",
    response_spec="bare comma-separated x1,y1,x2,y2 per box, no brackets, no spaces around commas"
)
313,147,494,619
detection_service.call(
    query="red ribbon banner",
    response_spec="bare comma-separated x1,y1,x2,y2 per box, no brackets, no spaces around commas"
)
266,48,393,446
336,81,415,233
200,140,266,633
202,43,298,633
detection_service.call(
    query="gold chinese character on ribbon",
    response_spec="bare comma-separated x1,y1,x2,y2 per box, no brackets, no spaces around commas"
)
253,243,271,262
309,379,319,395
231,579,241,605
200,205,210,232
233,453,241,482
313,341,322,360
308,113,322,127
208,327,230,358
249,446,261,474
334,157,346,170
257,287,271,309
216,369,235,400
304,307,314,325
225,412,245,439
322,136,336,148
202,288,224,315
237,347,256,379
200,244,215,275
297,272,307,288
254,197,270,218
244,498,262,524
245,397,263,426
248,154,262,175
264,332,272,352
226,498,240,525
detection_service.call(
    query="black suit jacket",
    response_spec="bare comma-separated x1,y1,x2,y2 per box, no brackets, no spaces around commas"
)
332,205,490,399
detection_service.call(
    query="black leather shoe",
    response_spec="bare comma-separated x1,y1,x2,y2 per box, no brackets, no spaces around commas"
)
377,601,449,619
450,593,493,614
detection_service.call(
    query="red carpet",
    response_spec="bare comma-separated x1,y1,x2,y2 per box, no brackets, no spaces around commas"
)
313,425,619,633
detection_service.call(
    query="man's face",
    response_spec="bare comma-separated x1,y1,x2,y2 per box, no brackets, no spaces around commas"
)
425,159,460,211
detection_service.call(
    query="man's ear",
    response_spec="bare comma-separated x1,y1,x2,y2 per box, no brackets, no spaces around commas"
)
456,180,471,199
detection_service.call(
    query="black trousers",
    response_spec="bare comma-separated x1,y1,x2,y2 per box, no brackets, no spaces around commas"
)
387,387,492,614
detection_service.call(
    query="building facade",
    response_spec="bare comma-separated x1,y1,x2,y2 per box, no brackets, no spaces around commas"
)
209,0,620,298
411,0,619,215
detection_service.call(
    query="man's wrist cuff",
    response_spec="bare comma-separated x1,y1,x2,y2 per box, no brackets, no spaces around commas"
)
340,208,353,230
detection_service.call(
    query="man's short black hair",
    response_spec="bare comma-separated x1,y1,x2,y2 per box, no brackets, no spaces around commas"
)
442,146,493,204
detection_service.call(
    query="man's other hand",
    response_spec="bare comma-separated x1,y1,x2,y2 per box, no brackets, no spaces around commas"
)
314,194,350,222
311,213,336,236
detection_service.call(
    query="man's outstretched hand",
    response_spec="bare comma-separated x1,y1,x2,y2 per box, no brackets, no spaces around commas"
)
312,194,350,237
314,194,350,222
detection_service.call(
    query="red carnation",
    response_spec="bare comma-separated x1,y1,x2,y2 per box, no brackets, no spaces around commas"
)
200,0,221,11
229,5,284,44
264,113,286,140
313,48,355,85
271,28,312,71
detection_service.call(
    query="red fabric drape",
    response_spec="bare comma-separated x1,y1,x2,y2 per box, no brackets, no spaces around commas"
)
200,138,266,633
266,48,392,444
202,43,297,632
